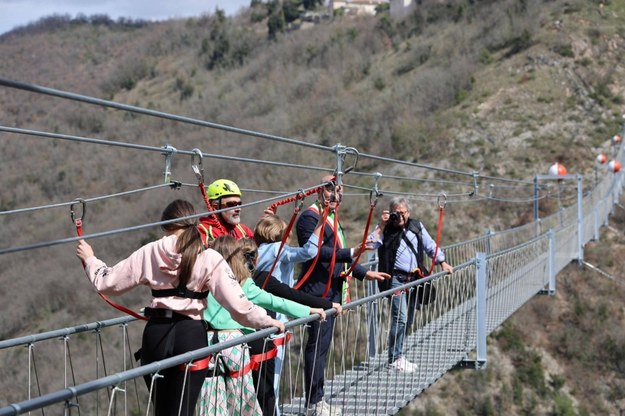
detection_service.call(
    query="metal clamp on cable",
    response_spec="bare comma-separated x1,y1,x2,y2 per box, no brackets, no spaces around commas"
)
161,144,177,184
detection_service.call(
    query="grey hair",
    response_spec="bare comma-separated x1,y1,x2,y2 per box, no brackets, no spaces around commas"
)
389,196,411,212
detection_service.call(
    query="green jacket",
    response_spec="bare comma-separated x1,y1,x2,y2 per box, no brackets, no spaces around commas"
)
204,277,310,333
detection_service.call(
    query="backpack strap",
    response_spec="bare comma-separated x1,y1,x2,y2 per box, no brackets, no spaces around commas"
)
401,219,427,276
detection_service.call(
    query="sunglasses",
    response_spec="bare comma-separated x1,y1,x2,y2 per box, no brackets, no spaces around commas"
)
244,251,258,262
221,200,242,208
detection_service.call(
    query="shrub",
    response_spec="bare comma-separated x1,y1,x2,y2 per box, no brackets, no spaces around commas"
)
373,76,385,91
100,56,151,96
553,43,574,57
495,323,524,352
552,393,576,416
515,351,546,395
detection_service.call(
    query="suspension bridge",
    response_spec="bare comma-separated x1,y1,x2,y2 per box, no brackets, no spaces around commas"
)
0,77,624,415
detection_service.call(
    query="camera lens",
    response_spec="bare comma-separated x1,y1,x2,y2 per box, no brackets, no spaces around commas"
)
389,212,400,222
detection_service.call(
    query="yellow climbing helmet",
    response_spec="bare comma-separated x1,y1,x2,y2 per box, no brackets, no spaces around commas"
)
206,179,242,201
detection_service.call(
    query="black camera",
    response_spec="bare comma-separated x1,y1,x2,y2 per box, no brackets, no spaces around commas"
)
389,211,401,222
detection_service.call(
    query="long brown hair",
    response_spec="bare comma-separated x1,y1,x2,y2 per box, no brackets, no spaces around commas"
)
211,236,257,284
160,199,203,286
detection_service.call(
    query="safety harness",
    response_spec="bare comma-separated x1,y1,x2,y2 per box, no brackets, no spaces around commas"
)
292,201,331,292
259,187,324,290
198,223,250,246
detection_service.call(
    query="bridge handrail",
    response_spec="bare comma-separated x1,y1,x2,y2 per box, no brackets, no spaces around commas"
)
0,316,137,350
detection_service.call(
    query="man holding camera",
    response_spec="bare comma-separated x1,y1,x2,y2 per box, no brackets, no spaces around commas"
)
367,196,453,373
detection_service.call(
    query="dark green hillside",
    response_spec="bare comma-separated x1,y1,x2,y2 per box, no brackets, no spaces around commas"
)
1,0,625,410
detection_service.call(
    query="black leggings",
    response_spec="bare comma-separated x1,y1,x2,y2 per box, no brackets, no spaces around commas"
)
141,318,209,416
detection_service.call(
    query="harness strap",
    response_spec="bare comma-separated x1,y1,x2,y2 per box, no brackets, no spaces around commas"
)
261,191,305,289
227,333,293,378
235,224,250,238
199,223,249,248
151,283,209,299
322,207,341,299
178,356,211,372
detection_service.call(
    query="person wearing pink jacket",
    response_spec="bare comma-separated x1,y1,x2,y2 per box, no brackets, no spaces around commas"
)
76,199,284,416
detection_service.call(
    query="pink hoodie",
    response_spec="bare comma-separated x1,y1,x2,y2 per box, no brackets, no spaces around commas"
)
83,234,274,327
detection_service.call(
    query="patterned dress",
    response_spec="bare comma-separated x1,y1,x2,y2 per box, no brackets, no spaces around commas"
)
199,331,262,416
200,278,311,415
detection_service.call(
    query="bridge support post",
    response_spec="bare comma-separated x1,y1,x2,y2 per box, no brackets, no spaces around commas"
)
458,252,488,369
533,176,539,222
539,229,556,296
367,252,379,359
577,174,584,264
475,252,487,368
548,229,556,295
593,207,599,241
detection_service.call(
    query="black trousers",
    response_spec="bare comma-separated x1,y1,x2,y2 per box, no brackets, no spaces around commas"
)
141,317,209,416
249,337,277,416
304,314,335,407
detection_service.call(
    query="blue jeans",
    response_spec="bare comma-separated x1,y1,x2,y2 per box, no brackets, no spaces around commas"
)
388,274,418,364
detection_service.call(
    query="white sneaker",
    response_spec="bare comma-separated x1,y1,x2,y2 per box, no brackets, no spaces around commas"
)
306,400,342,416
387,357,416,373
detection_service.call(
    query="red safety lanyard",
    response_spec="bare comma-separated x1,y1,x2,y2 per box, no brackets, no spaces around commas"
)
339,191,379,302
191,149,228,242
178,356,212,372
427,202,445,276
227,332,292,378
261,191,306,289
321,206,341,299
293,203,330,290
71,200,148,321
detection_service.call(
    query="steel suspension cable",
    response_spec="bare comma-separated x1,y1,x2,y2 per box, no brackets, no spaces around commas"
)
0,125,333,173
0,77,332,152
350,170,476,188
0,182,180,216
0,187,319,255
0,78,542,189
1,123,544,198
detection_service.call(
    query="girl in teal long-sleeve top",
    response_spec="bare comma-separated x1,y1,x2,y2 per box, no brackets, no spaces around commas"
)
199,236,325,416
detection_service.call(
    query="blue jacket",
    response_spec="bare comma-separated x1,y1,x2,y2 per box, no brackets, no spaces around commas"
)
295,204,368,301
